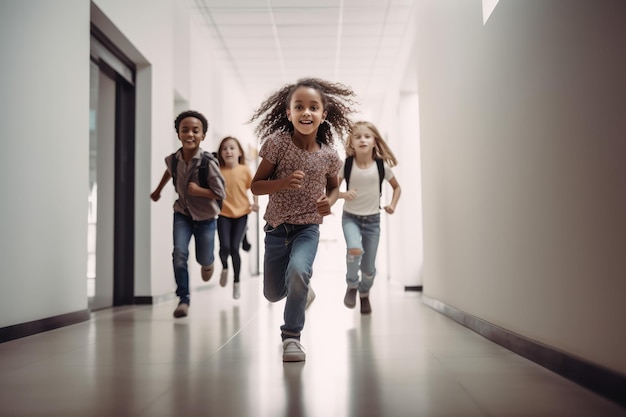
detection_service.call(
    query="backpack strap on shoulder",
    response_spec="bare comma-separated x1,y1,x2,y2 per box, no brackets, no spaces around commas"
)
170,147,182,192
375,158,384,196
200,151,224,209
198,152,211,189
344,156,354,190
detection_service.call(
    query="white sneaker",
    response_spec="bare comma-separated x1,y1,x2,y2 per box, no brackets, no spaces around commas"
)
220,269,228,287
305,286,316,310
282,339,306,362
233,282,240,299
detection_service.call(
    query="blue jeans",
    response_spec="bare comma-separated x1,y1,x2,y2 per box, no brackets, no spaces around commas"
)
172,212,217,304
263,223,319,340
217,215,248,282
342,212,381,294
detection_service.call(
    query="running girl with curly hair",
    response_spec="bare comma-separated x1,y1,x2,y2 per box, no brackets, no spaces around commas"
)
250,77,357,362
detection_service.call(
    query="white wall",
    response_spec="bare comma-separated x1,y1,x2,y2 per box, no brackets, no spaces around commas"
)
0,0,91,326
391,91,423,288
370,5,424,289
417,0,626,374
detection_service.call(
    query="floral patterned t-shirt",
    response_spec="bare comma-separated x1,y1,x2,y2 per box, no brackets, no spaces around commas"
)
259,132,342,227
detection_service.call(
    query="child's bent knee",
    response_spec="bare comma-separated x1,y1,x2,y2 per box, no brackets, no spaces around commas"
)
347,248,362,256
263,288,284,302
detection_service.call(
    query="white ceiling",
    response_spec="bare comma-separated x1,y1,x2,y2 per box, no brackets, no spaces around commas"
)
185,0,417,113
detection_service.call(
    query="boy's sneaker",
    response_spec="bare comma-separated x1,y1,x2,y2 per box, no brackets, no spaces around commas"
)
360,296,372,315
201,264,214,282
233,282,241,299
173,302,189,318
282,339,306,362
220,269,228,287
344,287,357,308
305,287,316,310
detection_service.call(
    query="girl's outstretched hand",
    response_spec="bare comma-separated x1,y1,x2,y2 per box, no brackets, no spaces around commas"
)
284,170,305,190
316,195,332,216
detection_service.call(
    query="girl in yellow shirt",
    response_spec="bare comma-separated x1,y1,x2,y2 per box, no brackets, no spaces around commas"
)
216,136,259,299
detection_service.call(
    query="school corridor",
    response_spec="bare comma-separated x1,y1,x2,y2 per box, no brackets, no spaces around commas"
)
2,1,626,416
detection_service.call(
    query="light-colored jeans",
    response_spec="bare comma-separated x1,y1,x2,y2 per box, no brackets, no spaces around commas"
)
172,212,217,304
263,223,319,340
342,211,381,294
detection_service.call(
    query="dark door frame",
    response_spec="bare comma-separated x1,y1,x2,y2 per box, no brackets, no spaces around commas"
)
91,26,136,306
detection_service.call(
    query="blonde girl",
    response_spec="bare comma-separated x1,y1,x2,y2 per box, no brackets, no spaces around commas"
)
338,121,401,314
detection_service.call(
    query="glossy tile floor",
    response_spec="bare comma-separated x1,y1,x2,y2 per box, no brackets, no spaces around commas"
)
1,265,625,416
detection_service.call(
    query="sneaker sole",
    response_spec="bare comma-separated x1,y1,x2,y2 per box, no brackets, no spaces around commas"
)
173,305,188,318
283,353,306,362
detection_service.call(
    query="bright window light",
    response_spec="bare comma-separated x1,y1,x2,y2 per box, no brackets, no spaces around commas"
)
482,0,500,25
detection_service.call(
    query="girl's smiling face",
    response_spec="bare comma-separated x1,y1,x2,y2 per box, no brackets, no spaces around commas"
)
286,87,327,136
177,117,205,151
350,125,376,157
220,138,242,166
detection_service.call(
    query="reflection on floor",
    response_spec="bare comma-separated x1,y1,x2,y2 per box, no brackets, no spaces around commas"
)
0,272,624,417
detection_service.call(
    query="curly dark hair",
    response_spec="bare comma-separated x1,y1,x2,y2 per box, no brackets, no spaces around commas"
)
249,77,357,146
174,110,209,134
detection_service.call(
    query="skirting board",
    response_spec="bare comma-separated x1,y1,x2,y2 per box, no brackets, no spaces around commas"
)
0,310,90,344
421,295,626,409
135,285,209,305
134,292,176,305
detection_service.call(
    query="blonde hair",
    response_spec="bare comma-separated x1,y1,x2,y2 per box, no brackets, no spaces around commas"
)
345,121,398,167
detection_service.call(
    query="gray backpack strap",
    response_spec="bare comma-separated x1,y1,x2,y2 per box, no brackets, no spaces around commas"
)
170,147,182,192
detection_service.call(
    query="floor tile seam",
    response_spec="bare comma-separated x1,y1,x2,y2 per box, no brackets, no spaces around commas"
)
454,379,491,417
212,310,261,354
